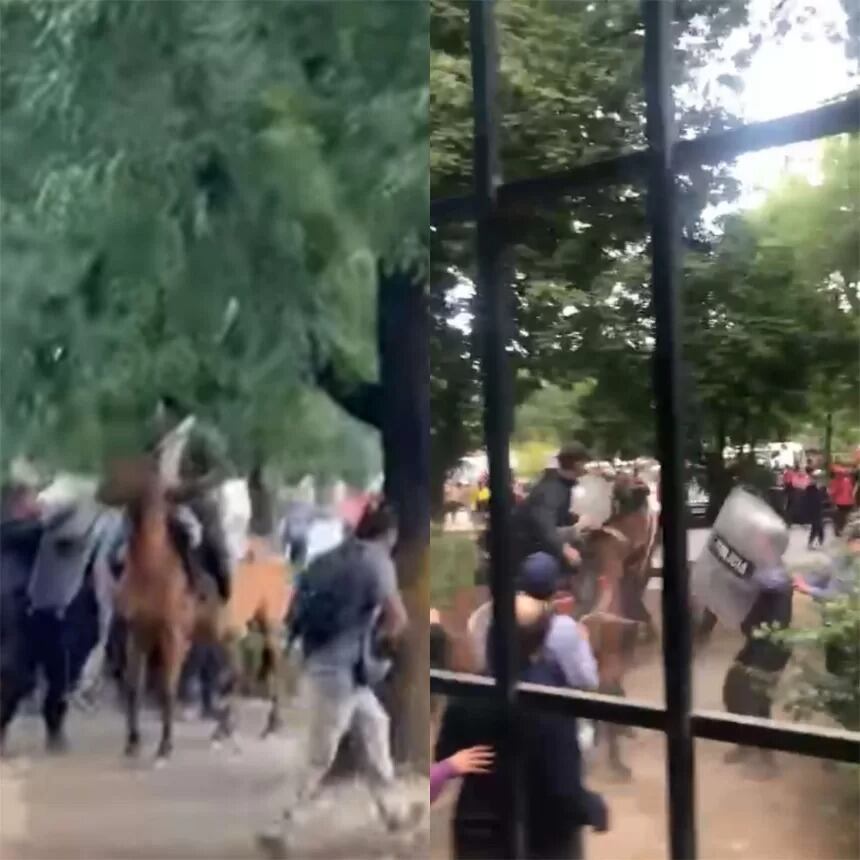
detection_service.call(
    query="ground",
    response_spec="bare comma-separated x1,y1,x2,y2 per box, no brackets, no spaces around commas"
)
430,526,860,860
0,697,428,860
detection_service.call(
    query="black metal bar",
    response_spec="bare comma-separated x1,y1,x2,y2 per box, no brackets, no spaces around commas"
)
692,711,860,763
431,671,860,763
519,682,667,730
642,2,696,859
431,93,860,224
468,1,523,857
430,670,667,729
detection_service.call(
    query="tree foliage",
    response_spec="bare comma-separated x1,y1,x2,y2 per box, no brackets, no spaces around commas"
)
430,0,857,476
1,0,427,481
430,0,755,474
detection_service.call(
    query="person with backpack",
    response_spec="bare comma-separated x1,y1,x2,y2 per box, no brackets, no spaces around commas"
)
257,499,410,858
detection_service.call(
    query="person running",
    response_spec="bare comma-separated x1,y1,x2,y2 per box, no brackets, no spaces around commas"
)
437,593,607,859
511,441,591,584
257,500,412,858
1,500,109,754
150,395,234,602
0,484,44,734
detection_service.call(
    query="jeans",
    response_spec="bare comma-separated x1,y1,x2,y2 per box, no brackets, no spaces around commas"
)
287,673,395,811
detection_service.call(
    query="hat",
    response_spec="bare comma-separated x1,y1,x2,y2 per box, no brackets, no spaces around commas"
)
558,441,591,467
519,552,561,600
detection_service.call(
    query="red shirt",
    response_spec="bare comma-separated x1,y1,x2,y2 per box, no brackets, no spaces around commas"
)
792,471,811,490
829,473,855,507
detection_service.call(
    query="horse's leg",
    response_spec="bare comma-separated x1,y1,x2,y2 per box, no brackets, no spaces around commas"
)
156,631,187,761
212,633,241,743
124,633,146,757
602,680,632,781
600,644,632,781
261,624,283,738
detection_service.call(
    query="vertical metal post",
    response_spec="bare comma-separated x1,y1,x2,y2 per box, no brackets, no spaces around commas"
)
642,2,696,858
469,1,523,857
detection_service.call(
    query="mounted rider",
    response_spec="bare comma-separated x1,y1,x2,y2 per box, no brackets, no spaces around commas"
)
150,395,234,602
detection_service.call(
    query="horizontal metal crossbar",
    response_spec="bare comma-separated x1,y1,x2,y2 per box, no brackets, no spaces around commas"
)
431,669,860,763
431,94,860,224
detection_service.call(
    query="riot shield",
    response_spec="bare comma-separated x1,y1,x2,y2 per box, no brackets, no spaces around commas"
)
690,487,789,629
571,474,613,528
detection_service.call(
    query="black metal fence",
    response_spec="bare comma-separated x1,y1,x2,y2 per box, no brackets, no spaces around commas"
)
429,2,860,858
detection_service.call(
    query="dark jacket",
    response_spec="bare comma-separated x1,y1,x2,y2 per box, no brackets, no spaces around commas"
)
1,516,43,600
737,581,793,673
1,515,44,674
512,469,577,563
802,482,825,523
436,657,606,859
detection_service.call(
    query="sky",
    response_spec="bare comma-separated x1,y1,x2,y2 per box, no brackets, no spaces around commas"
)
721,0,857,209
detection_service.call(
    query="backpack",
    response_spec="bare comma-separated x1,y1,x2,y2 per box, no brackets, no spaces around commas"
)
287,537,378,657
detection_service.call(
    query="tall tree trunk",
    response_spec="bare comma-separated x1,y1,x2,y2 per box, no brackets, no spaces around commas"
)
377,268,430,769
315,264,430,770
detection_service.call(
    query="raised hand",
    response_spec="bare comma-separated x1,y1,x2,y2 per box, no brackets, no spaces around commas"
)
449,745,495,776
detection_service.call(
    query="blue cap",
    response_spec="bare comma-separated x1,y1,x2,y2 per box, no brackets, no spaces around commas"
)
519,552,561,600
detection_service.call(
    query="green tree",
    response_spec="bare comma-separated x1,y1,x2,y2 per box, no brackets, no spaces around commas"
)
1,0,426,477
430,0,754,482
1,0,430,766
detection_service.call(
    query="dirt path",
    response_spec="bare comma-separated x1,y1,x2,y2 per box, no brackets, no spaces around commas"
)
431,588,859,860
0,699,427,860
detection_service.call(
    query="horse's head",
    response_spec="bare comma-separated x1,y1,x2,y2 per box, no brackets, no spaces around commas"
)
98,455,162,508
611,475,650,518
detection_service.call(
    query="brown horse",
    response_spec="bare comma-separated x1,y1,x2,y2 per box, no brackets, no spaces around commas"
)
100,456,291,761
578,476,658,780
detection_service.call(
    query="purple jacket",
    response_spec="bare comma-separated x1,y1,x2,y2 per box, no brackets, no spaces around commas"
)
430,758,457,804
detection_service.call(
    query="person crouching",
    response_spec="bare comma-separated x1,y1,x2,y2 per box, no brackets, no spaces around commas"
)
436,593,607,859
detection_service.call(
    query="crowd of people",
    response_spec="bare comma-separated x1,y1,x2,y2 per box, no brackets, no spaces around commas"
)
429,440,860,855
431,443,611,858
779,460,859,547
2,420,858,859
